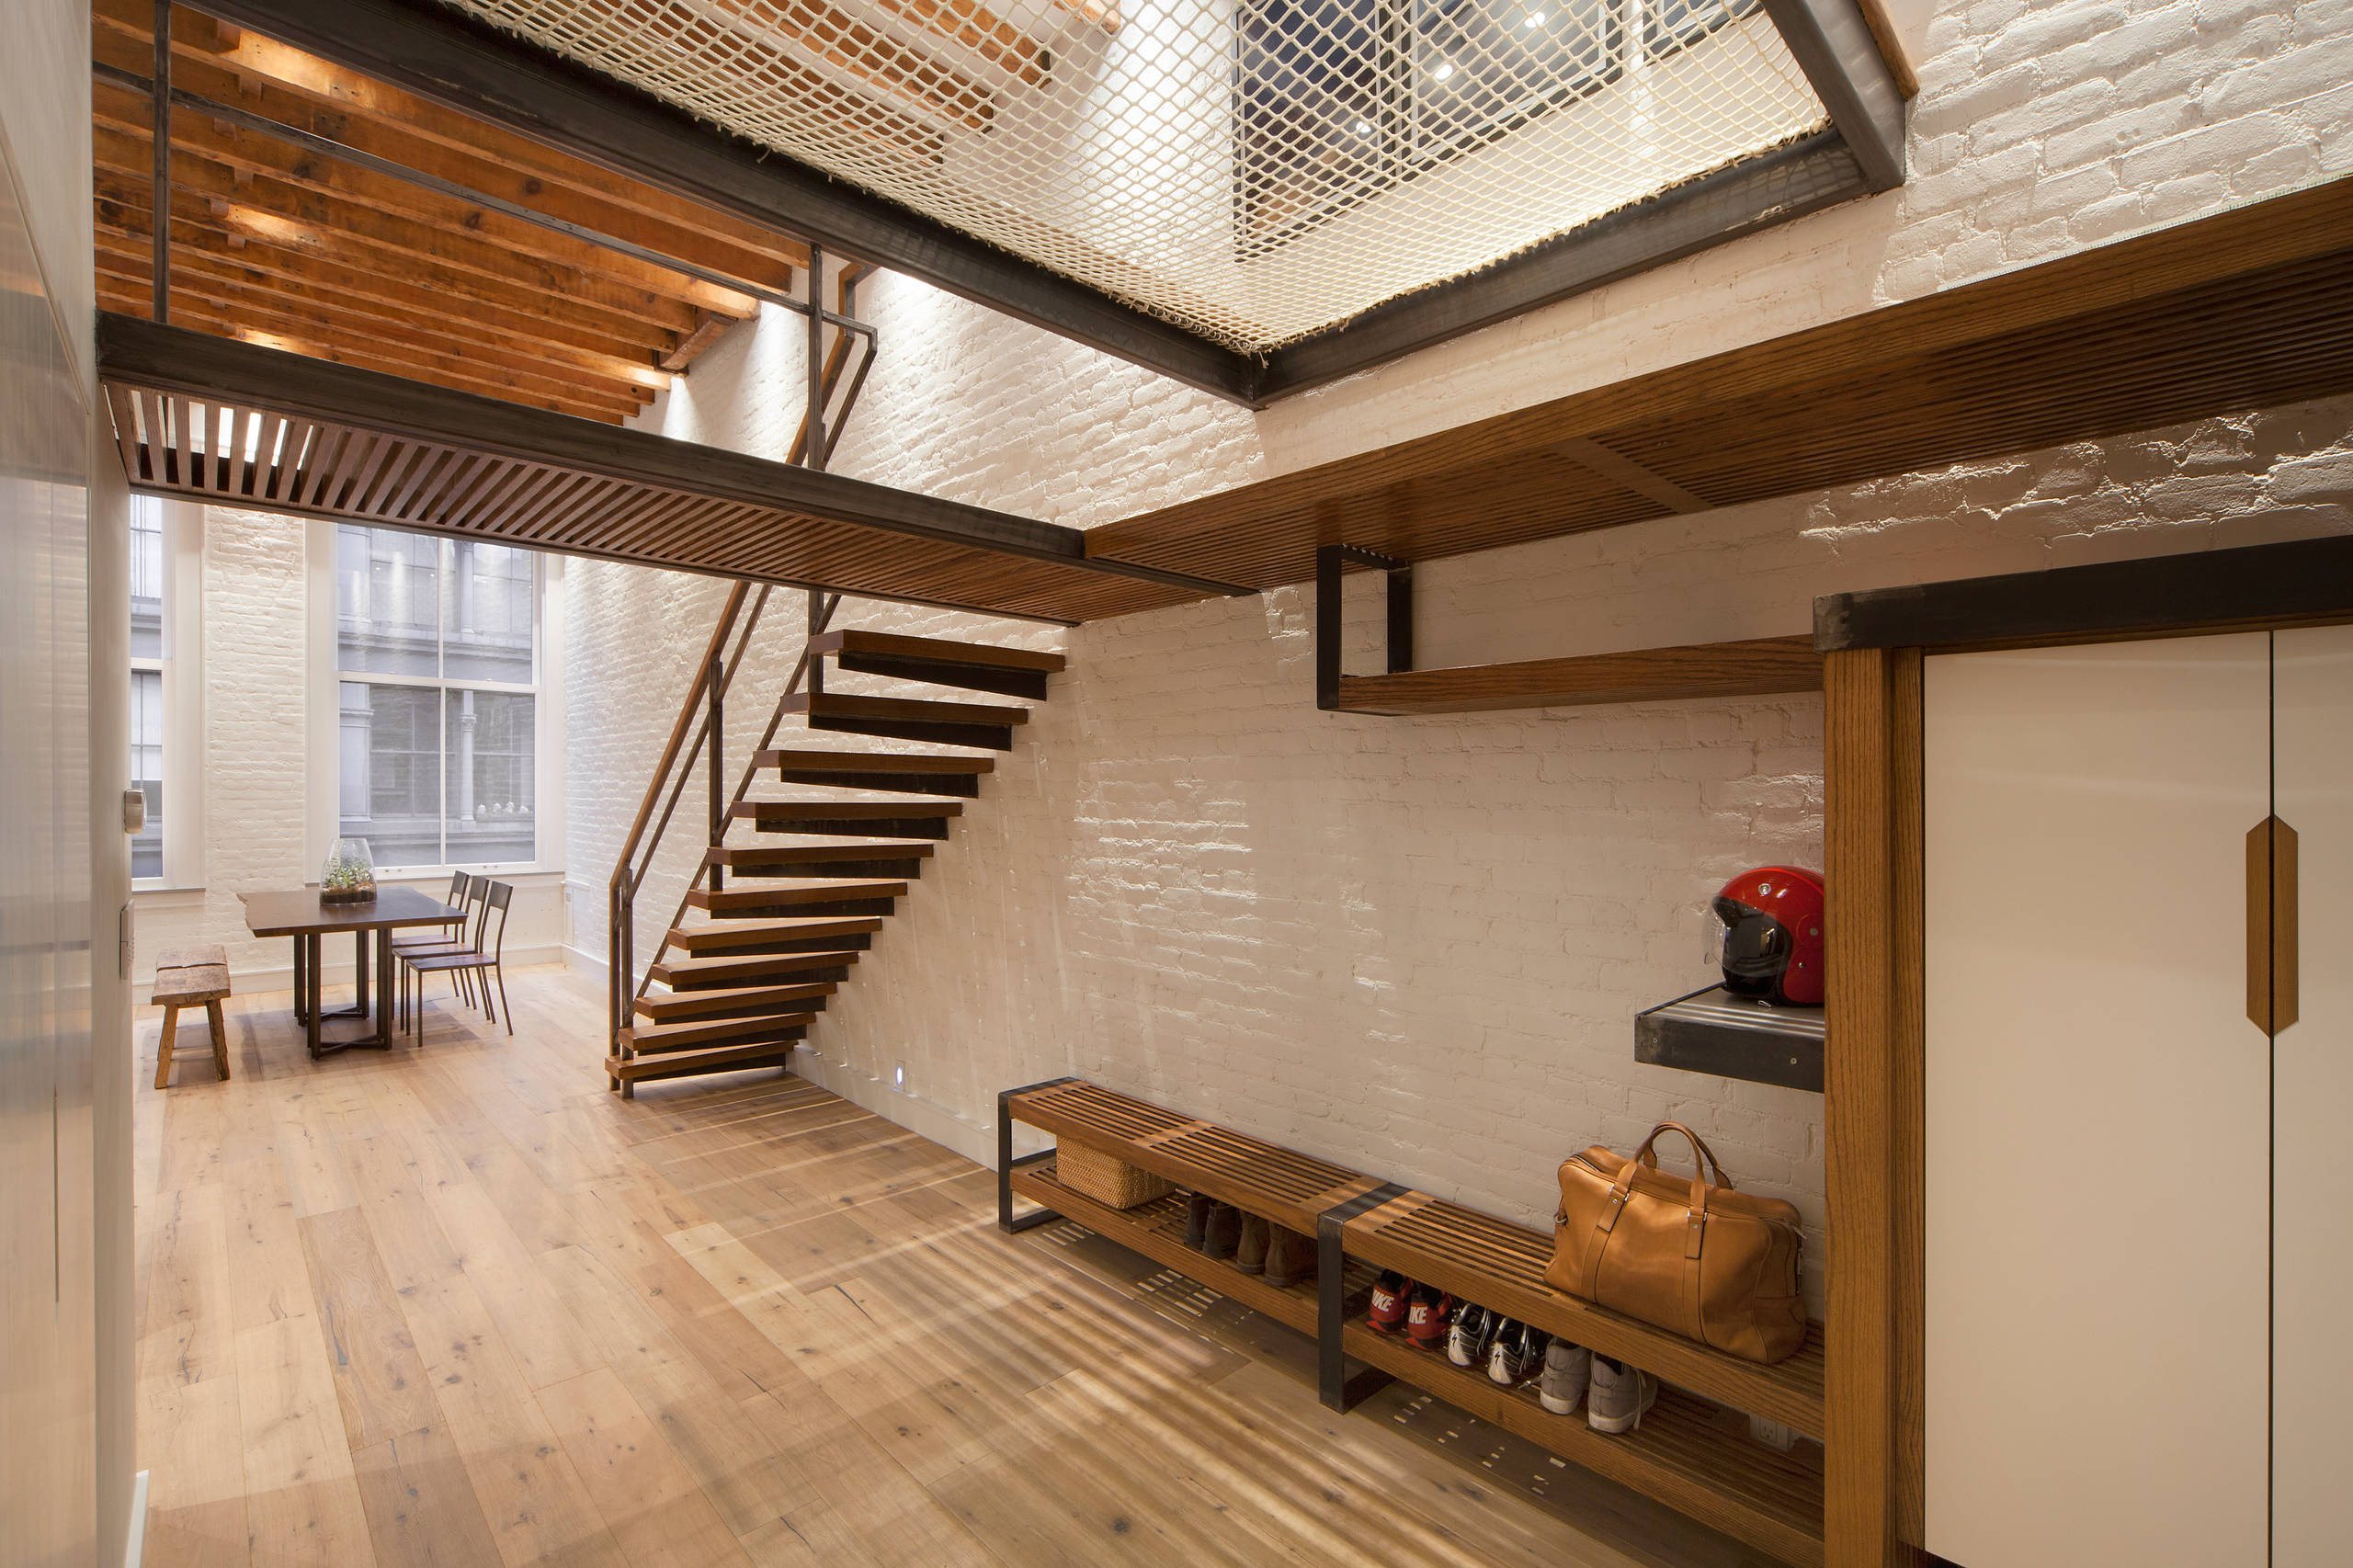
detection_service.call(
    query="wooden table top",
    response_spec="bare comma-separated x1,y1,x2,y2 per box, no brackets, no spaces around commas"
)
242,885,464,937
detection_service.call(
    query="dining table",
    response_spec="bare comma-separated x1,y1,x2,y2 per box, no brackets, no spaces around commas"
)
242,886,466,1058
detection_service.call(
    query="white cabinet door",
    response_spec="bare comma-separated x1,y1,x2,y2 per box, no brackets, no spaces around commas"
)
1924,634,2272,1568
2273,623,2353,1567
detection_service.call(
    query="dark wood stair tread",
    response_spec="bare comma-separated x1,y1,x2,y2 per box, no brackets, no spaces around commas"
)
666,916,884,951
757,748,993,774
808,628,1065,674
735,798,967,818
782,692,1029,726
634,982,837,1021
702,875,909,894
651,949,862,985
608,1040,799,1082
709,841,936,865
689,878,908,912
620,1012,816,1052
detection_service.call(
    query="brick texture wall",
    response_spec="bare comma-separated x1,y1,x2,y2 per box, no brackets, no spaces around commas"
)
563,0,2353,1312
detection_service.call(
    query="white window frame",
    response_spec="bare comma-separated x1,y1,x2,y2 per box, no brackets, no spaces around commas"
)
306,520,565,880
131,496,205,892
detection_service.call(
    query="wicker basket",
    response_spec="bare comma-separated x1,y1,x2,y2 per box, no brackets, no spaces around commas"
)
1055,1139,1176,1210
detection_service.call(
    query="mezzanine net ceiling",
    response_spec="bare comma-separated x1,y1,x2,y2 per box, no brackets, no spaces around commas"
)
438,0,1827,352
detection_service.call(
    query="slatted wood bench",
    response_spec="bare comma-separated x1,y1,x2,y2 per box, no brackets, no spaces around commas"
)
153,944,232,1088
999,1076,1827,1568
997,1076,1383,1336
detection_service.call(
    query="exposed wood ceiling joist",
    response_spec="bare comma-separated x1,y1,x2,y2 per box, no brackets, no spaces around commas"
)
1082,176,2353,591
95,0,833,420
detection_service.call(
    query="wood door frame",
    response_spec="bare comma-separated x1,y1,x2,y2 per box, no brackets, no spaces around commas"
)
1820,536,2353,1566
1824,645,1925,1568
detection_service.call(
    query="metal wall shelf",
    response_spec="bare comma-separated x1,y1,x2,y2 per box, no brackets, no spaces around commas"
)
1637,985,1825,1093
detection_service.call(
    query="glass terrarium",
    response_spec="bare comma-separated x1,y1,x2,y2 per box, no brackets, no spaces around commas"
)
320,837,378,903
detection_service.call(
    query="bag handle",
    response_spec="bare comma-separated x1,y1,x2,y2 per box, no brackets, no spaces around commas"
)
1631,1121,1734,1190
1578,1121,1731,1303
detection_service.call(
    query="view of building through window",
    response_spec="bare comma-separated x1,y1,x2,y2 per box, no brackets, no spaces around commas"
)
335,526,539,870
1236,0,1758,251
130,497,165,881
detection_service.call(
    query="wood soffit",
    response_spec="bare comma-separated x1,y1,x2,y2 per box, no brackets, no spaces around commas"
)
98,314,1214,625
1082,176,2353,593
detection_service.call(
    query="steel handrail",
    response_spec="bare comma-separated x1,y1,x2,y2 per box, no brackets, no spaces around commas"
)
607,264,877,1069
631,592,841,1006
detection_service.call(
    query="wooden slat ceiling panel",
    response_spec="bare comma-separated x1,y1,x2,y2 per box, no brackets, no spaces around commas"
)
105,381,1198,622
1083,176,2353,590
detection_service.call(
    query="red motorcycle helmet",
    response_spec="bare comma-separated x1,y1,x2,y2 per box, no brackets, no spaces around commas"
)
1711,867,1825,1006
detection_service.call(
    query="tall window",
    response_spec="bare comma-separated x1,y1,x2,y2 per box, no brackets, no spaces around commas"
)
130,498,166,881
335,526,540,870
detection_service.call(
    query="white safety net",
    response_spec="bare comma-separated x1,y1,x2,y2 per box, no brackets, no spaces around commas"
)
440,0,1827,351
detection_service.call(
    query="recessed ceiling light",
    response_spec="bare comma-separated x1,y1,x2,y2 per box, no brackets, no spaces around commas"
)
1526,10,1547,26
1354,119,1371,134
1434,59,1455,79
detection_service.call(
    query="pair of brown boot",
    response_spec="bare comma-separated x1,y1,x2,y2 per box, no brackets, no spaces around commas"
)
1190,1202,1314,1288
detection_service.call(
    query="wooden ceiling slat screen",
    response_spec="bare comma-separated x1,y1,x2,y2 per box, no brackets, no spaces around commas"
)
104,381,1204,624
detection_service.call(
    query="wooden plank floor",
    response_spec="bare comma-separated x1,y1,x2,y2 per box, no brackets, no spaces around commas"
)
134,963,1764,1568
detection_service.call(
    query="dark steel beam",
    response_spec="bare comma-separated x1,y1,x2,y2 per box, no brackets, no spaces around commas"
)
1814,534,2353,653
1255,133,1874,403
186,0,1261,403
1315,543,1411,711
96,312,1253,600
1757,0,1908,192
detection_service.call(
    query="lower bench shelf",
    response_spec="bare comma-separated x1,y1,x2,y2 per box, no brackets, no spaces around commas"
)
1007,1160,1323,1336
1001,1076,1826,1568
1343,1326,1824,1568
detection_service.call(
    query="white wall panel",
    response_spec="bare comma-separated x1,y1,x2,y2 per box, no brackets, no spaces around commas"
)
2271,622,2353,1567
1924,637,2271,1568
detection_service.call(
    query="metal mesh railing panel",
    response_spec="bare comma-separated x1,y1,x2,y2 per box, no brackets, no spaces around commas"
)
440,0,1825,350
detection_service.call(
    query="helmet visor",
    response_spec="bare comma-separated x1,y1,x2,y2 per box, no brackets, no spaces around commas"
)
1711,896,1790,983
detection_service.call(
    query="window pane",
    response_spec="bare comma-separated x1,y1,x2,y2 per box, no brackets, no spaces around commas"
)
131,668,163,880
1236,0,1383,247
441,540,536,684
1645,0,1762,62
445,689,536,865
341,681,444,869
1410,0,1618,154
130,498,164,662
336,525,440,676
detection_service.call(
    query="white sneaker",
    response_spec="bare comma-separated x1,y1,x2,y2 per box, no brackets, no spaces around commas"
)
1587,1356,1658,1434
1538,1341,1591,1415
1447,1305,1491,1369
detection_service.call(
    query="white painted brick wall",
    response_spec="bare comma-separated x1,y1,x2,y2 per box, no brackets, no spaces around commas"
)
562,0,2353,1316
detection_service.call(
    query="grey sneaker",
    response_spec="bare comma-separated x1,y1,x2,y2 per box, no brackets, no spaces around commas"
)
1587,1355,1658,1434
1538,1341,1591,1415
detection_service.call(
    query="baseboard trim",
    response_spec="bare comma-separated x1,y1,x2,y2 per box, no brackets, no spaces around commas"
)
786,1045,995,1168
561,943,609,984
125,1469,149,1568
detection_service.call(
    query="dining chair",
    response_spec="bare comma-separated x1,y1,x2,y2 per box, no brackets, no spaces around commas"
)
404,880,514,1038
395,872,484,1028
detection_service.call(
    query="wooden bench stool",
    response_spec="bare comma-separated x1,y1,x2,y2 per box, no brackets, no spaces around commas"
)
153,944,232,1088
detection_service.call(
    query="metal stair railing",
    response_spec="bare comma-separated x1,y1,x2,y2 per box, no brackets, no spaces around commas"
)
605,263,876,1076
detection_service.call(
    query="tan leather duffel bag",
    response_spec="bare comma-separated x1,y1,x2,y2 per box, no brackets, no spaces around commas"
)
1543,1121,1807,1364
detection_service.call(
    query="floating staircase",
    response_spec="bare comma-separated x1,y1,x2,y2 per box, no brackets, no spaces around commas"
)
608,627,1065,1093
